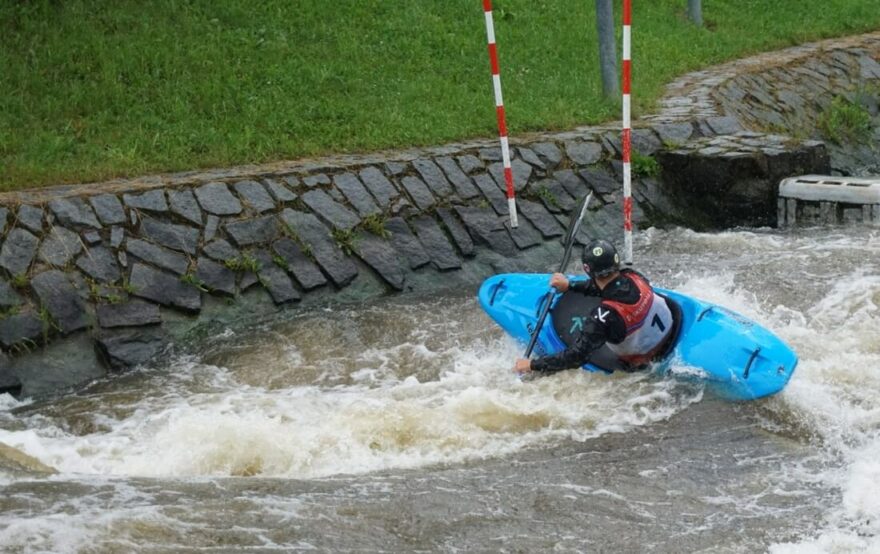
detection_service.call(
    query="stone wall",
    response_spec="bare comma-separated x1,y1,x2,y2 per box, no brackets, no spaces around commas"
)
1,32,877,400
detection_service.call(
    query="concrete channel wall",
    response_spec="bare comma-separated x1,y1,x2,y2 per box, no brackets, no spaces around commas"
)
1,32,878,399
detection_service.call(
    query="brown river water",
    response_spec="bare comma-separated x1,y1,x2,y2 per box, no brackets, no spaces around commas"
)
0,225,878,553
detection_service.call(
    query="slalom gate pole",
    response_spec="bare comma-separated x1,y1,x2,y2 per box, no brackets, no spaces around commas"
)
482,0,518,228
621,0,633,264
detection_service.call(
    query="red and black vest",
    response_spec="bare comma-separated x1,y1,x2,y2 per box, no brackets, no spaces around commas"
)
600,272,673,366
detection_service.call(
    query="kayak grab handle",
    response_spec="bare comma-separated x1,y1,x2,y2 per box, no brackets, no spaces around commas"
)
743,347,761,379
697,306,714,321
489,279,506,306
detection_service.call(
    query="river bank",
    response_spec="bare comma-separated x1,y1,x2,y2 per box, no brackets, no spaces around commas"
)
0,31,878,400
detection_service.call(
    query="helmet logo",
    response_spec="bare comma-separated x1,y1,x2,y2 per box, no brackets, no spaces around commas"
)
592,246,604,257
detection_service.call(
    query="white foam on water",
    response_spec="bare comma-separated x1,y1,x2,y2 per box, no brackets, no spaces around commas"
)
656,227,880,551
0,308,700,481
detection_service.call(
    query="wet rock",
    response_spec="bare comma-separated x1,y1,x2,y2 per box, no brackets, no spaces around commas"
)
436,208,474,258
579,168,620,197
83,230,101,245
435,156,480,199
358,167,399,209
632,129,662,156
195,257,236,297
141,217,199,255
0,312,44,349
17,205,44,233
517,146,546,169
527,177,576,213
168,188,204,226
532,142,564,169
352,233,406,291
94,329,168,371
263,178,297,203
399,176,436,211
0,352,21,397
479,147,502,161
0,281,23,309
472,173,508,215
0,228,39,277
194,182,243,216
203,239,240,263
506,216,543,250
555,169,590,199
0,208,8,234
31,270,89,335
334,173,380,217
234,180,276,213
48,198,101,229
89,194,127,225
301,189,361,231
271,238,327,290
456,154,484,174
225,215,281,247
859,54,880,79
600,133,622,157
411,216,460,271
653,123,694,146
204,214,220,242
454,206,517,256
703,116,744,136
239,270,261,292
126,239,189,275
413,159,454,198
129,263,201,313
489,159,532,193
110,226,125,248
303,173,331,188
384,162,408,176
517,199,565,238
254,251,300,305
564,140,603,165
38,226,82,267
96,300,162,328
390,197,415,219
280,209,358,288
123,189,168,213
384,217,430,269
76,246,121,284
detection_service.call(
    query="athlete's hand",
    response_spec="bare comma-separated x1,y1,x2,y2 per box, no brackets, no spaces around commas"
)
514,358,532,375
550,273,569,292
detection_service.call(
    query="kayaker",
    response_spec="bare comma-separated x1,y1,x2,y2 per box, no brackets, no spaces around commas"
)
514,238,677,376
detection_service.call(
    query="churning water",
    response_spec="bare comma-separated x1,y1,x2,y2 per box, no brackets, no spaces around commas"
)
0,225,878,553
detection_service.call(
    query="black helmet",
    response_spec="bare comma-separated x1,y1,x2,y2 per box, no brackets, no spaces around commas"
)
582,239,620,278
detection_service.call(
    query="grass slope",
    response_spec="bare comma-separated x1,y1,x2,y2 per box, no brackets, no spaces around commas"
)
1,0,879,190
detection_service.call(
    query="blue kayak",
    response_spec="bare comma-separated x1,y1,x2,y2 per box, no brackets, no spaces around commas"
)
478,273,798,401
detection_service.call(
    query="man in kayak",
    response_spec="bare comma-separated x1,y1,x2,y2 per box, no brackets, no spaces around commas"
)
514,238,677,375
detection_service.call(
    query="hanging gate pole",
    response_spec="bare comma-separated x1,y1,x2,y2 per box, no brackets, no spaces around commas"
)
621,0,633,264
482,0,518,228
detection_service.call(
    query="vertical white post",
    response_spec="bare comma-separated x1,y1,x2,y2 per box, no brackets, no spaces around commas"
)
621,0,633,264
483,0,518,228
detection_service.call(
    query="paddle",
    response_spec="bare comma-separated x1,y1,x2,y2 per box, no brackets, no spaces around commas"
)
524,192,593,358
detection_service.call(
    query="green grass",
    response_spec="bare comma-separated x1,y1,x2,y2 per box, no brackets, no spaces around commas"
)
818,95,874,144
2,0,880,190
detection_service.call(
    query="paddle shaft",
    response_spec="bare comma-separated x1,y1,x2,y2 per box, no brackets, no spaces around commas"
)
524,193,592,358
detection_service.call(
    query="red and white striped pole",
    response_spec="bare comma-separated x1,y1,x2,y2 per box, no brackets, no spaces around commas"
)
482,0,518,228
621,0,633,264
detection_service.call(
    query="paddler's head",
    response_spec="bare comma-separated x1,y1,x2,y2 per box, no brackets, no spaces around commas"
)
582,239,620,288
